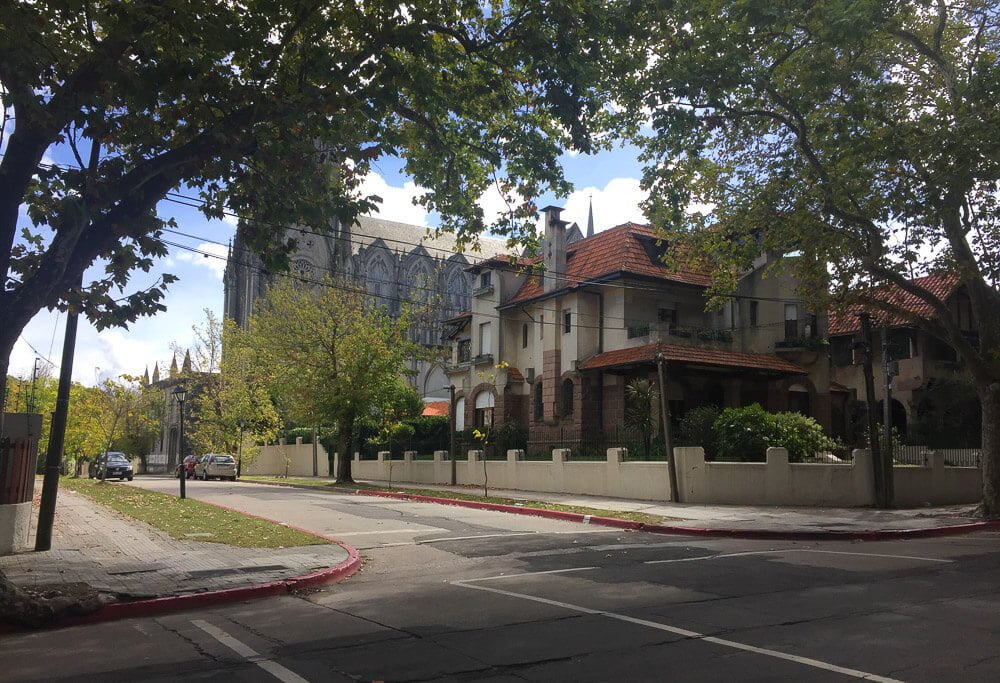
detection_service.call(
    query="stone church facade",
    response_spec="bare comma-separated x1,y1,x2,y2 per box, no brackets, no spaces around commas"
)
222,215,511,401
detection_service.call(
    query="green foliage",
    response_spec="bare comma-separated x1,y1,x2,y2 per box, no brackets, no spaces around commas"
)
677,405,720,457
624,378,659,459
0,0,618,413
713,404,835,463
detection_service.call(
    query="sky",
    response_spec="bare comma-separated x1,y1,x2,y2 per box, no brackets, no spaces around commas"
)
8,143,652,388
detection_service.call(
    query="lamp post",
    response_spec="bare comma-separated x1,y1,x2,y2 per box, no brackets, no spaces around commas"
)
237,419,245,478
172,385,187,499
449,385,457,485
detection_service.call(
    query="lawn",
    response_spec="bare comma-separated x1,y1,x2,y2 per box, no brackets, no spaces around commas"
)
240,475,668,525
61,477,329,548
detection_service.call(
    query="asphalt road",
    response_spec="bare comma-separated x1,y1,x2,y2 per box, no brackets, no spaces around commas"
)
4,479,999,682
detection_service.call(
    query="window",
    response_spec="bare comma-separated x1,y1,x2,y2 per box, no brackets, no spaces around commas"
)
658,307,677,328
784,304,798,339
455,397,466,431
561,379,574,415
480,272,492,289
888,330,913,360
474,391,494,429
627,320,650,338
522,323,529,348
564,310,572,333
749,301,759,327
534,382,544,421
539,315,544,339
479,322,492,355
457,339,472,363
830,337,853,366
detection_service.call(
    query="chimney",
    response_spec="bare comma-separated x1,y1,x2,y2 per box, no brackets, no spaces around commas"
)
541,205,566,293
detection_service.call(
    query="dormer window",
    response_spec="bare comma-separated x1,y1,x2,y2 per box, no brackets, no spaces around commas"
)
473,270,494,296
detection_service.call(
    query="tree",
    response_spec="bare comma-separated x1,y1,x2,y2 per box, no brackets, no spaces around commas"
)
624,378,658,460
247,276,421,482
0,0,615,413
614,1,1000,515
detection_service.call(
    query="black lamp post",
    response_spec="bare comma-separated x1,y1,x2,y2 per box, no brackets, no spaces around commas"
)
172,385,187,499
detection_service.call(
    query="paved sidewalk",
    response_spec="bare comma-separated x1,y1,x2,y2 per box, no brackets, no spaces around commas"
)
355,478,987,534
0,488,355,628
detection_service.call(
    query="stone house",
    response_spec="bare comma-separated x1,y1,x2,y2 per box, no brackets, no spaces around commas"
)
827,273,980,446
445,206,832,451
223,215,511,401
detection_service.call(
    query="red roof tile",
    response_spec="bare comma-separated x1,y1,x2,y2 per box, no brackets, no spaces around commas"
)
422,401,450,417
505,224,712,305
505,367,525,383
578,342,806,374
828,274,960,336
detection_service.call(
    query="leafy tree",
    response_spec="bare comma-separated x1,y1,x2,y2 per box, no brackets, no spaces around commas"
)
614,1,1000,514
624,378,658,459
247,276,421,482
0,0,615,415
714,404,835,463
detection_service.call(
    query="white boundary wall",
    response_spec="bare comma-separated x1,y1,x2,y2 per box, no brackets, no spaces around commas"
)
347,446,981,507
247,438,330,477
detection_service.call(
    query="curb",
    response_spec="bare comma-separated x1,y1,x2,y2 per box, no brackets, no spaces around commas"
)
1,502,362,635
354,489,1000,541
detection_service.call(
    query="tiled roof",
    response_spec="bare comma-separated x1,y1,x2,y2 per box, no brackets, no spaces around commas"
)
465,254,536,273
578,342,807,375
827,274,960,336
505,367,525,383
422,401,450,417
506,223,713,305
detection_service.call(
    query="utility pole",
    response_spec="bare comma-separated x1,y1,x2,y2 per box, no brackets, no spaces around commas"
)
881,326,895,506
312,425,319,477
858,313,887,508
449,385,457,485
656,353,680,502
36,281,82,551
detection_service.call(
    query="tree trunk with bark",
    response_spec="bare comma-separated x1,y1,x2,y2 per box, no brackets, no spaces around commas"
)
978,381,1000,519
336,420,354,483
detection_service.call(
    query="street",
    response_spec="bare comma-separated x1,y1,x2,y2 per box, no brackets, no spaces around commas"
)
3,478,999,682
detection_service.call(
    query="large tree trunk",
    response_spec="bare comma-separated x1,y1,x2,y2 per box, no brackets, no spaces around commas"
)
336,421,354,483
979,381,1000,519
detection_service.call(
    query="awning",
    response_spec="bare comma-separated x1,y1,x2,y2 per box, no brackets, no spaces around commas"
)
578,342,807,375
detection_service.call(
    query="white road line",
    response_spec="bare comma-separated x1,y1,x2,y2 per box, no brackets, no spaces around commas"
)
192,620,309,683
376,528,616,547
460,566,599,583
644,549,954,565
452,581,903,683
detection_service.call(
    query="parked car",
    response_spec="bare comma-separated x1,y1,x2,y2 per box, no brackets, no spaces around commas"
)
89,452,134,481
174,454,200,479
195,453,238,481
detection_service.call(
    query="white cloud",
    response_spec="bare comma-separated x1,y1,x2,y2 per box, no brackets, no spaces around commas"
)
560,177,649,232
358,173,430,226
477,182,519,226
175,242,228,279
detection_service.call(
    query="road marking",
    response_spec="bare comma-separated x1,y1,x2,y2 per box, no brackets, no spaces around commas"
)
377,529,616,547
192,620,309,683
461,566,599,582
644,549,954,565
452,581,903,682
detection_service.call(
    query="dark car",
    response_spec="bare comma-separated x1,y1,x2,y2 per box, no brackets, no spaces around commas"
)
89,452,134,481
174,454,200,479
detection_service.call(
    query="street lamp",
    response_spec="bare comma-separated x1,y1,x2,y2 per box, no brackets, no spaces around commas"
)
172,385,187,499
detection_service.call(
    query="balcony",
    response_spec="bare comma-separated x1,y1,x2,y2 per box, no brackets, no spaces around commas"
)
472,353,494,366
472,283,494,297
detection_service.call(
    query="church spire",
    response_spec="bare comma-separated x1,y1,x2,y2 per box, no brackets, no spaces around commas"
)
142,366,150,386
182,349,192,373
151,363,160,383
586,195,595,238
169,354,178,377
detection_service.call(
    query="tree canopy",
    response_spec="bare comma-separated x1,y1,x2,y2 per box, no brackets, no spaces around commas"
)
0,0,616,407
245,276,423,481
612,0,1000,514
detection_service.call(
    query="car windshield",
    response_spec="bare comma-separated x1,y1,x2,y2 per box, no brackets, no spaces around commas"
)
212,456,235,464
107,454,128,464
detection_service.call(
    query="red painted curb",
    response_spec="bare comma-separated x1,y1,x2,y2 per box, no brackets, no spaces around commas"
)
0,501,362,635
354,488,1000,541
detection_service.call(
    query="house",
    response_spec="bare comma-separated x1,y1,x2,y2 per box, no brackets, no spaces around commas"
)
445,205,831,451
224,215,517,401
827,273,981,446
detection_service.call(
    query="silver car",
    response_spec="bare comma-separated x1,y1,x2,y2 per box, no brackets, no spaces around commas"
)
195,453,238,481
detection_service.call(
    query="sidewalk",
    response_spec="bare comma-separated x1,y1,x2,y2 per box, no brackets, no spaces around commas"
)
0,488,358,631
353,479,995,538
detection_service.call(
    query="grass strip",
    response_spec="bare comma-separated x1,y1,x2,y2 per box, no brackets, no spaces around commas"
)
241,476,668,525
61,477,329,548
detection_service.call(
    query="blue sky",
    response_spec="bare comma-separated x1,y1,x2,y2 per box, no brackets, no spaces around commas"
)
8,142,652,387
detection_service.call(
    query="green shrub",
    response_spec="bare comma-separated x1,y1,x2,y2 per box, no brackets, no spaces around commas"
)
677,405,720,456
713,404,835,463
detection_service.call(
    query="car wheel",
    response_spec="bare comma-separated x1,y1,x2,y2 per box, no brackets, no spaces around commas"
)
127,476,134,481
